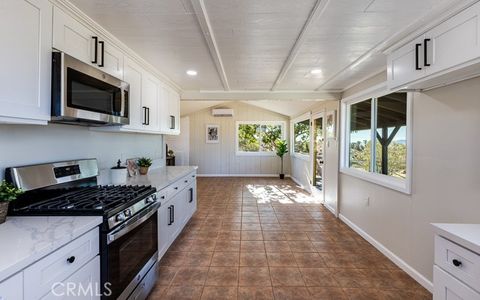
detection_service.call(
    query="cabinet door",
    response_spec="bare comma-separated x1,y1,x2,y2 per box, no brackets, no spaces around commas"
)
426,1,480,76
158,202,174,259
434,266,480,300
170,190,186,240
0,0,52,124
387,36,426,89
101,41,124,79
167,89,180,134
158,85,170,132
41,256,100,300
123,57,143,130
0,272,23,300
142,72,160,131
53,7,96,66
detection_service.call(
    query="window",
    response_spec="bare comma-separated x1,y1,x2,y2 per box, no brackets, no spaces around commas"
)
236,121,285,155
342,90,411,193
293,119,310,156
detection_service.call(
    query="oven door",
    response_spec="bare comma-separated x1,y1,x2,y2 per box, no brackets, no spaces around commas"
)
105,203,159,299
52,52,129,125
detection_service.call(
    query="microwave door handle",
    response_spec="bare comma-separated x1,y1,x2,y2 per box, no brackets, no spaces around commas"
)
91,36,98,64
98,41,105,67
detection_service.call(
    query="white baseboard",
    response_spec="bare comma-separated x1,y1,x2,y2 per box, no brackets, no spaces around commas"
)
324,203,337,216
197,174,291,178
339,214,433,293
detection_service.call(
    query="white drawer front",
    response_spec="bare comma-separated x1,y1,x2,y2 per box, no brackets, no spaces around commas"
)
434,266,480,300
435,235,480,292
41,256,100,300
25,227,99,299
0,272,23,300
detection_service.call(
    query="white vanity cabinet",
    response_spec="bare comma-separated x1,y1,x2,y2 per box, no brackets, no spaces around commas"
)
0,0,52,125
157,171,197,259
433,224,480,300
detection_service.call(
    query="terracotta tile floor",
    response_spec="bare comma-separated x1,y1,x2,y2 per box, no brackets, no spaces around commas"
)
148,177,431,300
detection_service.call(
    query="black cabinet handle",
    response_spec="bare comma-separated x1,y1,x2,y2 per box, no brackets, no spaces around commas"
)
168,206,173,225
142,106,147,125
98,41,105,67
170,115,175,129
415,43,422,70
174,186,179,190
172,205,175,223
147,107,150,125
189,188,193,203
452,259,462,267
91,37,98,64
424,38,431,66
184,180,188,183
67,256,76,264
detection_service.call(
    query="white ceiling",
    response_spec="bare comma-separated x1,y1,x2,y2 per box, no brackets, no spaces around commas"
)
71,0,452,93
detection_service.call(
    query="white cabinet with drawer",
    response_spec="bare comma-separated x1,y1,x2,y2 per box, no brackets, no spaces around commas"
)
433,224,480,300
24,227,100,299
157,171,197,260
0,272,23,300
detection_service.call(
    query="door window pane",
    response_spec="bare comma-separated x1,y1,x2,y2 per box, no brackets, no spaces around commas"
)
294,119,310,155
349,100,372,171
375,93,407,178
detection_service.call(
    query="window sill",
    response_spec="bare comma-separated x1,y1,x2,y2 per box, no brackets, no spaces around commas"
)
292,153,310,161
340,167,411,194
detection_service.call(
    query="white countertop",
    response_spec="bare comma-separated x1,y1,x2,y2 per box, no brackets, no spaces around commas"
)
432,223,480,254
0,216,102,282
100,166,198,190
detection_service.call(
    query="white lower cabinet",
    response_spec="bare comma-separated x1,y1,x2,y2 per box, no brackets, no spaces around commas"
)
0,227,100,300
41,256,101,300
158,172,197,260
434,266,480,300
0,272,23,300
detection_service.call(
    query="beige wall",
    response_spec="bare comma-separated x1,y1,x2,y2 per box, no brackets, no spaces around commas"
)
339,76,480,285
188,102,291,175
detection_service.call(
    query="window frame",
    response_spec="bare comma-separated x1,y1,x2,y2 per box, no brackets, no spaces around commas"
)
340,83,413,194
235,120,286,156
290,113,311,161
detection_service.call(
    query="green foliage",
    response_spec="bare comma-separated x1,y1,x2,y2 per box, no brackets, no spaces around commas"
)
275,139,288,158
0,180,23,202
350,139,407,179
238,124,282,152
294,120,310,154
137,157,153,168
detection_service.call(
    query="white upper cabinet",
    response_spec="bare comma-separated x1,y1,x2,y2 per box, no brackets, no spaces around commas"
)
123,57,144,130
0,0,52,125
167,89,181,134
388,1,480,90
53,7,124,79
142,72,160,131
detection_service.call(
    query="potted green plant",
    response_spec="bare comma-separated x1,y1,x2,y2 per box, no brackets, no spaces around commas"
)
0,180,23,224
275,139,289,179
137,157,153,175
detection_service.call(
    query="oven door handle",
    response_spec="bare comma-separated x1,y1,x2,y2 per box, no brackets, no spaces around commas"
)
107,202,160,244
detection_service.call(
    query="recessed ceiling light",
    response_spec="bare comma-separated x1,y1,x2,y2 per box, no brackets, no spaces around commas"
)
186,70,198,76
310,69,323,75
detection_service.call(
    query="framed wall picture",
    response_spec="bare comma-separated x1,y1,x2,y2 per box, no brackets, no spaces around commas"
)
126,158,139,177
206,124,219,143
326,110,336,139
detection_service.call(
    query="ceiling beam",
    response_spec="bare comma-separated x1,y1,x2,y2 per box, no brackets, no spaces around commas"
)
270,0,330,91
190,0,230,90
181,90,341,101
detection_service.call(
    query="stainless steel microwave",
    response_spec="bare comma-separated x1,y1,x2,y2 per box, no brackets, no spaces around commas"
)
51,52,129,126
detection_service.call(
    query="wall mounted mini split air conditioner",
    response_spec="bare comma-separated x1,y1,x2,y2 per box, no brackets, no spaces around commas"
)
211,108,234,117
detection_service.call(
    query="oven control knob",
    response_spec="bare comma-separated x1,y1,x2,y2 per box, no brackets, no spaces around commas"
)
124,209,132,217
152,194,157,201
116,213,126,222
145,196,155,204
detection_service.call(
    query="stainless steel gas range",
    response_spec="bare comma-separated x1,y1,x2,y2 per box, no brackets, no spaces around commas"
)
6,159,159,300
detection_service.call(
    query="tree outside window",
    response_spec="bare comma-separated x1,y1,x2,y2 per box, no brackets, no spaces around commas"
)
237,122,284,154
293,119,310,155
